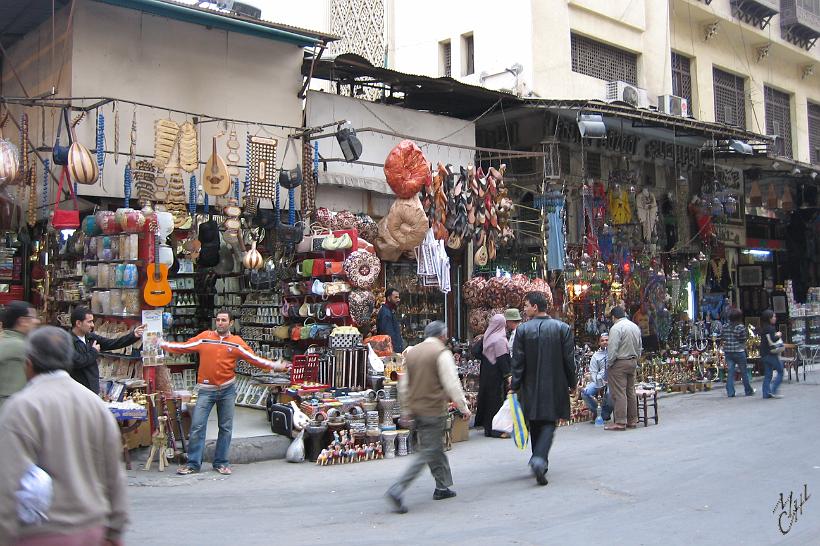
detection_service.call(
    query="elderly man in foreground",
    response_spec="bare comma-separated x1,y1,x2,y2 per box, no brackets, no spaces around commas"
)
0,326,128,546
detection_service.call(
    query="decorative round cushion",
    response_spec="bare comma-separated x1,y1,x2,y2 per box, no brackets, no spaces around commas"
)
315,207,332,228
355,213,378,242
375,216,403,262
527,277,554,308
383,140,429,198
343,250,381,289
349,290,375,326
462,276,487,307
384,196,428,250
505,274,530,308
331,210,357,231
468,306,491,334
486,276,509,308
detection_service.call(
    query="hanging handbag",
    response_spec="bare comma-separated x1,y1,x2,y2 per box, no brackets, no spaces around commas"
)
52,108,72,166
51,166,80,229
326,302,349,318
278,137,303,189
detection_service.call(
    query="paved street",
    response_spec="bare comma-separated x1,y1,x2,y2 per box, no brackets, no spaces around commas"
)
126,373,820,546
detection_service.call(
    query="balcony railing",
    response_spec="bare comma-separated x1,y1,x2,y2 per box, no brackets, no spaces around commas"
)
731,0,780,29
780,0,820,49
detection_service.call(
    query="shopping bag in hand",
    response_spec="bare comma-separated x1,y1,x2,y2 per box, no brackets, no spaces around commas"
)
491,397,514,434
509,393,529,450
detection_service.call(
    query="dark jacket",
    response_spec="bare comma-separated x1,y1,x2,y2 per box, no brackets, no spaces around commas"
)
376,304,404,353
510,316,576,422
70,331,139,394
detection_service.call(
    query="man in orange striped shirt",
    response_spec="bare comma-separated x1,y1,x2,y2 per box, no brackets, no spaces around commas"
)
162,310,288,475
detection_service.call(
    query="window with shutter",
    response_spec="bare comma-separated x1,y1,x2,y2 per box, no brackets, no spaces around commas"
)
671,52,693,108
764,86,793,158
571,34,638,85
713,68,746,128
808,101,820,165
439,40,451,78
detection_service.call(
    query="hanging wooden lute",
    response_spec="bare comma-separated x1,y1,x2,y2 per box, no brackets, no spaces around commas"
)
203,134,229,196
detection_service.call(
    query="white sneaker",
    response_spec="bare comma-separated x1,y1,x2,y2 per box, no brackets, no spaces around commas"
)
769,394,784,399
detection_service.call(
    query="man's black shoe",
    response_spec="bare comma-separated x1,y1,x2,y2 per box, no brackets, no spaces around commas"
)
386,490,408,513
433,488,457,500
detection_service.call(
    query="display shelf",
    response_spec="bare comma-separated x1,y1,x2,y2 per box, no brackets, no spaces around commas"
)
94,313,142,319
83,259,144,265
99,352,141,360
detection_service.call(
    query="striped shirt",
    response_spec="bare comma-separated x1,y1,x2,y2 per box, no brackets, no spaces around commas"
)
162,331,276,388
721,323,747,353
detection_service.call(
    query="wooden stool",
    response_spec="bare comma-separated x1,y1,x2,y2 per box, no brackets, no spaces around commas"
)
636,390,658,427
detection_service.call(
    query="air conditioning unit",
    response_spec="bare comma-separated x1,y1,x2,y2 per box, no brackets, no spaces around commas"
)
658,95,689,117
605,81,650,108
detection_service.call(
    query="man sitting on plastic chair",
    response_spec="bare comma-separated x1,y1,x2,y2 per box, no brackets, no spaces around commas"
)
580,333,613,423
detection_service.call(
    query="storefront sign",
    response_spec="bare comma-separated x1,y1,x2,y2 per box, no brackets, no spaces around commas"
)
548,117,701,167
713,223,746,247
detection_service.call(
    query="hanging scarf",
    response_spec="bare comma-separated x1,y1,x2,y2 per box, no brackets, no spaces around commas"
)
482,313,509,365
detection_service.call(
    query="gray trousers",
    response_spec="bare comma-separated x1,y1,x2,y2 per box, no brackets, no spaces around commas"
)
608,358,638,426
388,415,452,494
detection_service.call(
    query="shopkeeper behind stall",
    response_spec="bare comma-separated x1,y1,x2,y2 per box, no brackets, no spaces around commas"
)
377,287,405,353
69,306,146,394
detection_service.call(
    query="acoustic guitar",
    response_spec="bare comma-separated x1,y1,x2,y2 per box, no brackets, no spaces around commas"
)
144,218,173,307
203,135,230,196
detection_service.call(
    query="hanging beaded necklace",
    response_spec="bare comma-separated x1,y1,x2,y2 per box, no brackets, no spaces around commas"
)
40,158,50,222
123,164,132,208
96,112,105,178
188,174,197,216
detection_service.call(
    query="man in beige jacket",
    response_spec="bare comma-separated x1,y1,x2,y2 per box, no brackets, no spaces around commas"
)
0,326,128,545
386,321,471,514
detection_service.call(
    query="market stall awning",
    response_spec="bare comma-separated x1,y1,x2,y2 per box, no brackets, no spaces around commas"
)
522,98,773,146
304,53,522,120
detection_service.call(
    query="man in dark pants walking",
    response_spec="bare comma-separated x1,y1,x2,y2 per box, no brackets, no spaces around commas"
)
510,292,576,486
386,321,471,513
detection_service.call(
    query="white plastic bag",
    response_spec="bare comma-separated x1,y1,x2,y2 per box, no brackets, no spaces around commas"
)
16,465,52,525
286,430,305,463
491,398,514,434
367,343,385,373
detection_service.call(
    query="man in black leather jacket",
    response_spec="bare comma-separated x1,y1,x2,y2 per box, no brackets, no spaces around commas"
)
510,291,576,486
69,306,146,394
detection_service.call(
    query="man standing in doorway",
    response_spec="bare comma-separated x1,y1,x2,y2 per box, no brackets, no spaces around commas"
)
386,321,471,513
377,287,405,353
504,307,522,354
69,306,146,394
162,310,288,476
0,301,40,410
510,292,576,486
605,306,643,431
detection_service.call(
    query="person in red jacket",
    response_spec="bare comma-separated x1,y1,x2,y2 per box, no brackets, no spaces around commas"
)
162,310,288,475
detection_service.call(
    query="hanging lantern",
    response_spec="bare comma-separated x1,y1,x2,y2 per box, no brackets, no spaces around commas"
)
765,184,779,209
724,195,737,215
748,180,763,207
781,185,794,212
710,195,724,216
595,261,607,281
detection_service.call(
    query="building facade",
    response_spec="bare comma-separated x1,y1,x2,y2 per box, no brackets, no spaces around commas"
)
386,0,820,165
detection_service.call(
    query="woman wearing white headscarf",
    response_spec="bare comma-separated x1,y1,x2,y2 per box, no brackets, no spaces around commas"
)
472,314,512,438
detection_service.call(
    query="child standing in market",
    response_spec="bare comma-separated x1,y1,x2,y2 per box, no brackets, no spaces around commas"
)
161,310,288,475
